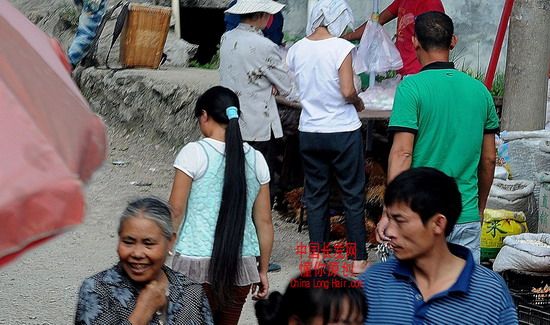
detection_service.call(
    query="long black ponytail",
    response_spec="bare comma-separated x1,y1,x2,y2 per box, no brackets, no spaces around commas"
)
195,86,246,308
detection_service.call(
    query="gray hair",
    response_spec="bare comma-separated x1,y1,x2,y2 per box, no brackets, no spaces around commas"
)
118,197,174,240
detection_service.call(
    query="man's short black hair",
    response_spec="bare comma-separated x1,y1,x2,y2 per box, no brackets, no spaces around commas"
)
414,11,454,51
384,167,462,236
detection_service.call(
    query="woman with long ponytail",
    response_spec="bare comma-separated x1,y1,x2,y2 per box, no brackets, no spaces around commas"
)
169,86,273,324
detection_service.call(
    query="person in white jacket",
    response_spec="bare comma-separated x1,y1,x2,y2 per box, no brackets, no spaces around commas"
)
220,0,293,274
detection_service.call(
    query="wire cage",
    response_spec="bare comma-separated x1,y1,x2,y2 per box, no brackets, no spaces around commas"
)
502,270,550,324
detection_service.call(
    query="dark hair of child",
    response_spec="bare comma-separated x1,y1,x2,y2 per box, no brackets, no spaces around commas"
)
255,270,366,324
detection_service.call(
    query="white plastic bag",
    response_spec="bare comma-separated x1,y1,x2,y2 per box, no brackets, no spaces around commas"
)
358,76,400,110
494,166,509,180
355,21,403,74
493,233,550,273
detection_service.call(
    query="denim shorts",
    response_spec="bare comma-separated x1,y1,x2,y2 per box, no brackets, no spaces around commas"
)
447,222,481,264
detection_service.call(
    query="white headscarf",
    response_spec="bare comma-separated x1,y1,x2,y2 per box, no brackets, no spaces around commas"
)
306,0,355,37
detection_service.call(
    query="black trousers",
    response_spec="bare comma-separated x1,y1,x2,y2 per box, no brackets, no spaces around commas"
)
299,129,367,260
248,136,282,206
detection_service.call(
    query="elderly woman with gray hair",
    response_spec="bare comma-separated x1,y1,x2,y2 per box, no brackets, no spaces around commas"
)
286,0,369,275
75,197,212,325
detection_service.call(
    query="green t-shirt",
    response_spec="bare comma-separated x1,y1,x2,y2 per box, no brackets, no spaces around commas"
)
389,62,499,224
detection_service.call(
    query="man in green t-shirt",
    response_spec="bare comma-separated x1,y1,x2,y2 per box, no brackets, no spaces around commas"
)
377,12,499,263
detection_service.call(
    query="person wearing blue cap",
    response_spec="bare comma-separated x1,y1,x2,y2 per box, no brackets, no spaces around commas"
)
224,0,285,46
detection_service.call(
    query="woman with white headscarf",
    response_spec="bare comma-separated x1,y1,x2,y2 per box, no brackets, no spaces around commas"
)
286,0,369,275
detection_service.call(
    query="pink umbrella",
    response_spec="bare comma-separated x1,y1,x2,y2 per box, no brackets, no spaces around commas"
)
0,0,107,266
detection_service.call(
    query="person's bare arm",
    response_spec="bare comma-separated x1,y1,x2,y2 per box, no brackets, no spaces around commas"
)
387,132,415,183
338,53,364,112
342,21,367,41
379,8,397,25
376,132,414,242
478,134,496,219
341,9,396,41
168,169,192,232
251,184,273,299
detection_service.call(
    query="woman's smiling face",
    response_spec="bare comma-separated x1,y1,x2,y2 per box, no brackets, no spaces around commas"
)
117,215,170,283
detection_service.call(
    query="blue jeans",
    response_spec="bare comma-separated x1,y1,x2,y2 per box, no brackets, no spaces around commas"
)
68,0,107,66
299,129,367,260
447,222,481,264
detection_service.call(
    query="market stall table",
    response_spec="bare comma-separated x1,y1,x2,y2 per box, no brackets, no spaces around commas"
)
275,96,391,156
275,96,392,120
274,96,391,190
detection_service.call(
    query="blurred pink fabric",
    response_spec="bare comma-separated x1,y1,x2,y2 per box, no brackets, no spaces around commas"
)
0,0,107,266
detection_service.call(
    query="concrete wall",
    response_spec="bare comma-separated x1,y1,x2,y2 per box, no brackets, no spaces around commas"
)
281,0,507,72
78,67,219,147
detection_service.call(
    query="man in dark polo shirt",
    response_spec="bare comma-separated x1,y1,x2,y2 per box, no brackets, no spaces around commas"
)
360,168,517,324
377,11,499,263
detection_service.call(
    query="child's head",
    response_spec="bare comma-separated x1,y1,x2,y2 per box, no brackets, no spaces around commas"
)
194,85,241,129
256,271,366,325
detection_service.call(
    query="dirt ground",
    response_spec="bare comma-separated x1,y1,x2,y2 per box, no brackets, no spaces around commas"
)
0,125,308,325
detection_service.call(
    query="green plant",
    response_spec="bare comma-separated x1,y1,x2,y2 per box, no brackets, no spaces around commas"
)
450,46,467,69
375,70,398,82
283,33,302,44
451,43,505,97
461,68,505,98
188,50,220,70
490,72,505,98
357,71,398,90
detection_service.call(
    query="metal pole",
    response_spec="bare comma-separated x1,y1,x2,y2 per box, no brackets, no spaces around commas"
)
484,0,515,90
369,0,380,88
366,0,381,154
171,0,181,39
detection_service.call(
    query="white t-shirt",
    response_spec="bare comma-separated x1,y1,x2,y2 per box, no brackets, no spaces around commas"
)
173,138,270,184
286,37,362,133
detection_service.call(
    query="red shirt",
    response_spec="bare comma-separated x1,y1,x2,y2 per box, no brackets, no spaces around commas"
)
387,0,445,75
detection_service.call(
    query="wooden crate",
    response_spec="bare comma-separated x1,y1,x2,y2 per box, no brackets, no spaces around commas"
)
120,3,171,68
